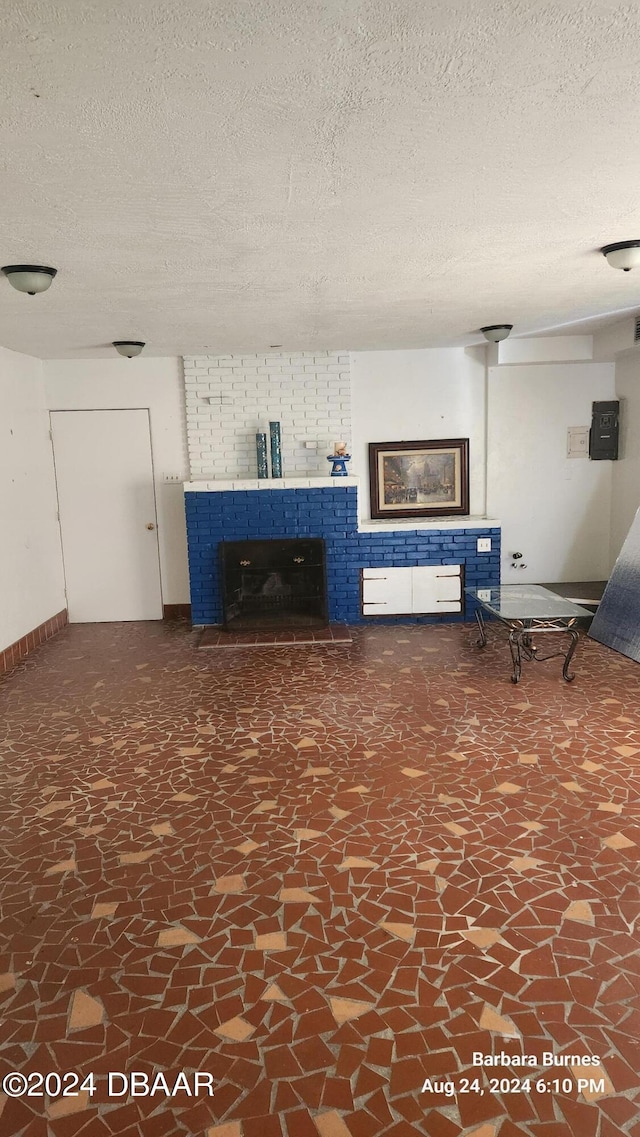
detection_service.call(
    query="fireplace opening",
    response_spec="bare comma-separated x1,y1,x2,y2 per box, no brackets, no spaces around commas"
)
220,538,327,630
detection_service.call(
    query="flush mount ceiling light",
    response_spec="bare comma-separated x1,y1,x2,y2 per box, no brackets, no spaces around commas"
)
1,264,57,294
113,341,145,358
480,324,513,343
601,240,640,271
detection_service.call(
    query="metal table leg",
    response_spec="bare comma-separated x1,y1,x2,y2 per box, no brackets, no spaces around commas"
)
509,623,579,683
475,607,487,648
562,627,579,682
508,628,523,684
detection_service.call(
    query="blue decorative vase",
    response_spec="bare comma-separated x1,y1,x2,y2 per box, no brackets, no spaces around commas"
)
327,453,351,476
255,432,268,479
269,421,283,478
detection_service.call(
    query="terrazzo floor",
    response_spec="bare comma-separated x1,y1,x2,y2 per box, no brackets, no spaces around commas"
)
1,619,640,1137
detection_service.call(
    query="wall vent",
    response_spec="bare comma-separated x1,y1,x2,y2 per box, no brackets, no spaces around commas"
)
635,316,640,342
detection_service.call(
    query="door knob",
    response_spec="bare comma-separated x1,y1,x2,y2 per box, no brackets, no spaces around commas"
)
146,523,155,530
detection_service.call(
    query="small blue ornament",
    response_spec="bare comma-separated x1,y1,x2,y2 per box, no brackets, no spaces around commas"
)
327,452,351,476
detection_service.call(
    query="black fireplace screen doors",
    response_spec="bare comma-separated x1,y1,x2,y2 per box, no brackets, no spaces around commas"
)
220,538,327,630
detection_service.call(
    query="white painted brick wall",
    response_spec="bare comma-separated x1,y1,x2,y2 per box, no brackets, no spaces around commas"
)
183,352,352,479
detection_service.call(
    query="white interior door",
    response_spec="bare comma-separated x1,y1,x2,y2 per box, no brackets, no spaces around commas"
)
51,409,163,622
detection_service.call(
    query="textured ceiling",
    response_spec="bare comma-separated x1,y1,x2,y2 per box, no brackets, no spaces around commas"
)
2,0,640,358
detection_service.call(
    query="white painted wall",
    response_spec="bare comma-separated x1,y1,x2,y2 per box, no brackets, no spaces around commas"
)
497,335,593,364
487,362,616,581
611,351,640,565
184,352,351,479
350,347,486,521
0,346,66,652
592,316,636,361
43,358,190,604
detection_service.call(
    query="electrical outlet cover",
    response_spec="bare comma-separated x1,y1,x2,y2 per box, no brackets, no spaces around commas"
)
477,537,491,552
567,426,589,458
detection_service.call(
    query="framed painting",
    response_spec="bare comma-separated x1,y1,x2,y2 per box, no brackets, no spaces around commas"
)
368,438,469,520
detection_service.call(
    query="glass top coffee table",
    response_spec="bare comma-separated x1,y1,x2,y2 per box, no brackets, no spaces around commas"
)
465,585,594,683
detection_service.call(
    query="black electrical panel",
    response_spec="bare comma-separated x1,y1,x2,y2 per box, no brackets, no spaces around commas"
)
589,400,619,460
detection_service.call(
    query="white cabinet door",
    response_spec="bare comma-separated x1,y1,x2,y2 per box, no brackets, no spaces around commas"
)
413,565,462,614
433,570,462,613
362,565,463,615
362,568,412,615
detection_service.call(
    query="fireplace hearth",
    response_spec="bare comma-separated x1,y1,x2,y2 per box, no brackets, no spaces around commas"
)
220,538,327,630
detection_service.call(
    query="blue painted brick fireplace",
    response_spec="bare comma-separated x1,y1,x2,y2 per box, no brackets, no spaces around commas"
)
185,485,500,625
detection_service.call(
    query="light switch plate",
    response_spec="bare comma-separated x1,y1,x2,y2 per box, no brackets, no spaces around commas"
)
477,537,492,552
567,426,589,458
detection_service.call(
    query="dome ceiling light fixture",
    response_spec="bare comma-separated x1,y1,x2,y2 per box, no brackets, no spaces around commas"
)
601,240,640,271
1,264,57,294
113,340,145,358
480,324,513,343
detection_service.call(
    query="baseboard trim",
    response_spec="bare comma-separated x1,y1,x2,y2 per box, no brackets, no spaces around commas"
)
163,604,192,620
0,609,68,675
